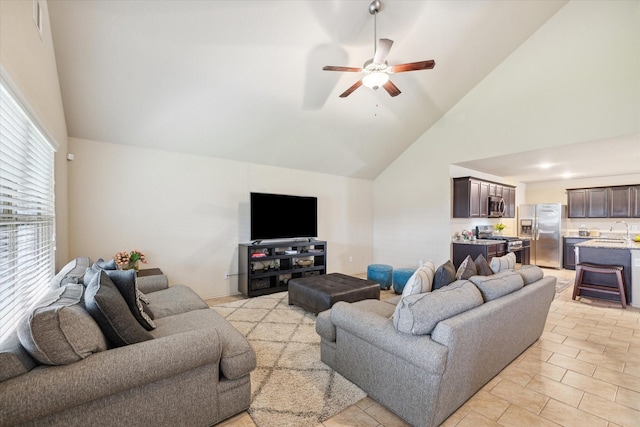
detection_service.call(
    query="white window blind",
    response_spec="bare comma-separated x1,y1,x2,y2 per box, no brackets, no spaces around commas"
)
0,81,56,343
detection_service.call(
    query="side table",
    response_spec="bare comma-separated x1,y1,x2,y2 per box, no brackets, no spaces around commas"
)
137,268,163,277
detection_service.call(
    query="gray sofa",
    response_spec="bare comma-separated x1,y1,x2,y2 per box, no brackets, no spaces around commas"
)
316,266,556,427
0,258,256,426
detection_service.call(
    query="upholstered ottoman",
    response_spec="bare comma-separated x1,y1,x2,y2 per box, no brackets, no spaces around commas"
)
288,273,380,314
367,264,393,290
393,268,416,294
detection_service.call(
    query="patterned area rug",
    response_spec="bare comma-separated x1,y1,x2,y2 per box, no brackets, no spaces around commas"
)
555,278,573,294
211,292,366,427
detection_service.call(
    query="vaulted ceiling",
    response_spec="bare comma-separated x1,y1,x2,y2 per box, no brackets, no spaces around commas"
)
48,0,572,180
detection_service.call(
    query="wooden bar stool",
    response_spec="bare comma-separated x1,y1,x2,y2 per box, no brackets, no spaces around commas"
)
572,262,626,309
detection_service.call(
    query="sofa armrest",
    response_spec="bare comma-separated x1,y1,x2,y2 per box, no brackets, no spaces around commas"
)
0,328,221,425
137,274,169,293
330,301,447,374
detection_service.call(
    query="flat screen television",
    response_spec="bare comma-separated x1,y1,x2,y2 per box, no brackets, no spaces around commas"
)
250,192,317,241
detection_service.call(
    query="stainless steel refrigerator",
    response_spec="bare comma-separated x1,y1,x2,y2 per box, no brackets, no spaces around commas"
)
518,204,566,269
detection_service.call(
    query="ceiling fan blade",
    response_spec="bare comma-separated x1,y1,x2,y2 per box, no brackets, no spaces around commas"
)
323,65,363,72
391,60,435,73
382,80,401,97
339,80,363,98
373,38,394,64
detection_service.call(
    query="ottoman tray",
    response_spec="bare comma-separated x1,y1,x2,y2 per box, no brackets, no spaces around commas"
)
288,273,380,314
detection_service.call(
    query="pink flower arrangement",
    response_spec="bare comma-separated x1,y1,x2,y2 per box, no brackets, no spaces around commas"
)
114,250,148,269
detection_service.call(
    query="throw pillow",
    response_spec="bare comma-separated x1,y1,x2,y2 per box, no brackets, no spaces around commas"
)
469,270,524,301
474,254,494,276
401,262,435,298
393,280,484,335
17,284,108,365
84,267,156,329
84,271,153,347
49,256,91,287
455,255,477,280
105,270,156,331
433,260,456,290
95,258,117,270
489,252,517,273
517,265,544,285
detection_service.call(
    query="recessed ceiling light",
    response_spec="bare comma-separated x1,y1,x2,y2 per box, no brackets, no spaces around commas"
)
539,162,552,169
561,172,573,179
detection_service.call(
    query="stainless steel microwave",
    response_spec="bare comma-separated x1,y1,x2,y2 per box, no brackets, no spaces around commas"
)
488,196,505,217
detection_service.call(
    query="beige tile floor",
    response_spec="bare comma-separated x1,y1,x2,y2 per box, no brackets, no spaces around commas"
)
209,268,640,427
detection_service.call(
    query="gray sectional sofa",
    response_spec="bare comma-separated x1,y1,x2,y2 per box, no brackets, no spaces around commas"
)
0,257,256,426
316,265,556,427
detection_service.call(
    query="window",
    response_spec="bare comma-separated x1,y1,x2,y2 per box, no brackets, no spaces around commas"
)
0,79,56,343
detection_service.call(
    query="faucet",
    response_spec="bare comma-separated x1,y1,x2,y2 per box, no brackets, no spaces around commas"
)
610,221,631,244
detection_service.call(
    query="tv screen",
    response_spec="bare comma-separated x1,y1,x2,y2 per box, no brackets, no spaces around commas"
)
250,192,317,241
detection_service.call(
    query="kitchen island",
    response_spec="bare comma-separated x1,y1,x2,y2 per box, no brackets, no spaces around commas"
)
574,239,640,306
452,239,507,269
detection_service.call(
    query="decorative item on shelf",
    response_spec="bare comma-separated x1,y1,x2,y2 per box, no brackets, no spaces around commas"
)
494,223,506,235
114,250,147,271
296,259,314,267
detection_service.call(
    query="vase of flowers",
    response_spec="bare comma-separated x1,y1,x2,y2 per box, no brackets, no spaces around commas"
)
114,250,147,271
494,223,506,235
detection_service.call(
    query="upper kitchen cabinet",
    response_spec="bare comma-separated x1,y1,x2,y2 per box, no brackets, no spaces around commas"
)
610,186,632,218
631,186,640,218
453,177,515,218
567,189,587,218
567,185,640,218
587,188,608,218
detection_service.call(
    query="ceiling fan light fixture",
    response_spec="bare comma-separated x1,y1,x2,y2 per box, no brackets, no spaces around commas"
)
362,71,389,90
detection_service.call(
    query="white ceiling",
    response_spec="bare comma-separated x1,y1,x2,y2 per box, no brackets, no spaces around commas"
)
455,133,640,184
48,0,577,180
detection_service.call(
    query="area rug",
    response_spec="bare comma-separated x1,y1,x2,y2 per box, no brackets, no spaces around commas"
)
554,278,573,294
211,292,366,427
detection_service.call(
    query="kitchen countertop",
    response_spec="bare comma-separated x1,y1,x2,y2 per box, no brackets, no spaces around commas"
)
452,239,504,246
575,239,640,250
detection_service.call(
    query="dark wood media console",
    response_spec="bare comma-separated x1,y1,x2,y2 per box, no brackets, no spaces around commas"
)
238,240,327,297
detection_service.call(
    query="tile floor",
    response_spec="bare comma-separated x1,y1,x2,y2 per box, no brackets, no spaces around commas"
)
209,268,640,427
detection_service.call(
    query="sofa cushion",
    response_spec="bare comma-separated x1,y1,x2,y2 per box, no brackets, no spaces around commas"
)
393,280,484,335
145,285,209,318
49,256,91,287
151,309,256,380
469,270,524,301
16,284,109,365
94,258,117,270
84,267,156,330
433,260,456,290
456,255,477,280
0,332,38,381
490,252,516,273
401,262,435,298
517,265,544,285
474,254,494,276
84,270,154,347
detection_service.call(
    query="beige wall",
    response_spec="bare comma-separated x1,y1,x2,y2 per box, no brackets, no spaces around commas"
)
0,0,70,268
68,138,373,299
374,1,640,267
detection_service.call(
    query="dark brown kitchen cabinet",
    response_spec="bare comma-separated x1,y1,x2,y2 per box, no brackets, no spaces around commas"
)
503,187,516,218
634,186,640,218
567,189,587,218
453,177,515,219
568,185,640,218
610,186,632,218
587,188,608,218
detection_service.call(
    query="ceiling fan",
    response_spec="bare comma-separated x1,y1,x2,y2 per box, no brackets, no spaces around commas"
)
323,0,435,98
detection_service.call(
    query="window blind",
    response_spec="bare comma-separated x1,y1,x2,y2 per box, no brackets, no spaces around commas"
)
0,81,55,343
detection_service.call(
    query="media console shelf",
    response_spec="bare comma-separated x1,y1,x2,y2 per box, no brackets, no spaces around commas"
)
238,240,327,297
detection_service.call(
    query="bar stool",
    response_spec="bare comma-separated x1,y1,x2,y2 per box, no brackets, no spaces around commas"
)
572,262,626,309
